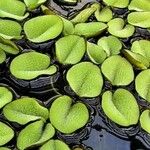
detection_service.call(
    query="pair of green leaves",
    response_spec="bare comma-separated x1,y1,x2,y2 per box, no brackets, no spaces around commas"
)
127,0,150,28
123,40,150,70
66,62,103,97
0,36,20,64
17,120,55,150
108,18,135,38
50,95,89,134
102,89,139,126
3,97,49,125
24,15,63,43
101,55,134,86
0,122,14,146
10,51,57,80
0,19,22,40
40,140,70,150
0,0,29,20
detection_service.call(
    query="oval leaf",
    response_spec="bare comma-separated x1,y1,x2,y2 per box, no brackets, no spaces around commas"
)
0,148,11,150
101,55,134,86
49,95,89,134
0,0,29,20
67,62,103,97
128,12,150,28
56,35,86,64
0,122,14,146
123,49,149,70
102,89,139,126
0,36,20,55
17,120,55,150
0,86,13,109
24,15,63,43
3,97,49,125
87,42,107,64
131,40,150,62
135,69,150,102
98,35,122,56
108,18,135,38
128,0,150,11
140,110,150,134
40,140,70,150
10,51,57,80
103,0,129,8
74,22,107,38
24,0,47,10
0,19,22,40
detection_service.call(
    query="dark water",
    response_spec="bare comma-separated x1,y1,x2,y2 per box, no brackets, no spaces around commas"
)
1,0,150,150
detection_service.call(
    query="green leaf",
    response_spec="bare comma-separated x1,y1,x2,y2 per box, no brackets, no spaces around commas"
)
128,12,150,28
102,89,139,126
103,0,129,8
10,51,57,80
61,17,75,35
71,6,97,24
0,36,20,55
87,42,107,64
56,35,86,65
108,18,135,38
131,40,150,62
140,110,150,134
128,0,150,11
0,148,11,150
0,19,22,40
41,5,56,15
49,95,89,134
98,35,122,56
17,120,55,150
0,49,6,64
135,70,150,102
40,140,70,150
0,86,13,109
0,0,29,20
0,122,14,146
101,55,134,86
74,22,107,38
24,0,47,10
67,62,103,97
123,49,149,70
24,15,63,43
95,6,113,22
3,97,49,125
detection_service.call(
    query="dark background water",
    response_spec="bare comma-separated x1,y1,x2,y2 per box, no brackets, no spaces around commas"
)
1,0,150,149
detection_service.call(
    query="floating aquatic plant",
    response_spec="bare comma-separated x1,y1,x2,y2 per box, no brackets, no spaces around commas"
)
56,35,86,64
0,19,22,40
135,70,150,102
3,97,49,125
67,62,103,97
10,51,57,80
74,22,107,38
24,15,63,43
17,120,55,149
128,12,150,28
101,55,134,86
97,35,122,56
140,110,150,134
0,87,12,109
0,122,14,146
40,140,70,150
0,0,29,20
49,95,89,133
108,18,135,38
102,89,139,126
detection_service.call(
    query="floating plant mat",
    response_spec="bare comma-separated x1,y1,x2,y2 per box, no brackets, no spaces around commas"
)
0,0,150,150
